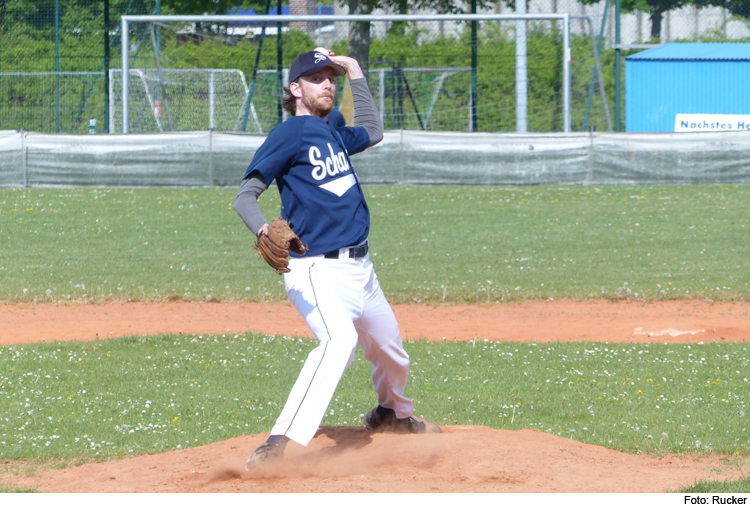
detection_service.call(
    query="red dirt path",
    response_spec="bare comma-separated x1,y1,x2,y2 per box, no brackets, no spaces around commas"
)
1,300,749,493
2,299,749,346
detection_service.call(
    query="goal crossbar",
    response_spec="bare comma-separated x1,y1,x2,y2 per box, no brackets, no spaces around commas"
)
120,13,598,134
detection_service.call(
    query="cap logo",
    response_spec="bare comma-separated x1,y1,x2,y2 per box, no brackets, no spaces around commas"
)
314,52,327,64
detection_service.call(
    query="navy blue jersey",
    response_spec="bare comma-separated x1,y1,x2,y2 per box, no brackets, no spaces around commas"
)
244,116,371,257
327,109,346,128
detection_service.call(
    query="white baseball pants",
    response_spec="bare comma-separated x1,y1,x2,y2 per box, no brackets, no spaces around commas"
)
269,254,415,447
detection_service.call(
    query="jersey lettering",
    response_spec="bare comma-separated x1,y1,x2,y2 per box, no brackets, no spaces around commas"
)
327,143,350,175
325,152,338,176
309,143,351,181
309,146,326,180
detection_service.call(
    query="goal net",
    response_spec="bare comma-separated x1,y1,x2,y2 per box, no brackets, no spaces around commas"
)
109,68,268,133
117,13,608,134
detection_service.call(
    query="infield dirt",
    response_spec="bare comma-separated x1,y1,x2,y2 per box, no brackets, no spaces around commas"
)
1,300,749,493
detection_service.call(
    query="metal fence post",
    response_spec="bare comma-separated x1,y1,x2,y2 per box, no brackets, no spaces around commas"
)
390,62,396,130
399,127,404,183
55,0,60,134
109,69,115,134
21,131,27,188
563,14,571,133
588,127,595,184
378,68,385,125
470,0,478,132
468,85,473,131
208,129,214,186
396,59,404,129
282,68,290,122
515,1,528,132
615,0,622,131
104,0,110,133
121,17,129,134
209,72,215,130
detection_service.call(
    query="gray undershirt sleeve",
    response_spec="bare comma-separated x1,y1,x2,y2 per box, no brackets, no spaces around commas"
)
234,173,269,236
350,78,383,146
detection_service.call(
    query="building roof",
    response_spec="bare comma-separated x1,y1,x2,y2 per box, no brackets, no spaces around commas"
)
627,43,750,61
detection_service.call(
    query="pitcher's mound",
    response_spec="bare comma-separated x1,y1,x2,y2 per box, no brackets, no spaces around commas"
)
3,425,747,493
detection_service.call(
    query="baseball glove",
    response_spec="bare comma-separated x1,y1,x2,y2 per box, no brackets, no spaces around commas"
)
252,218,308,274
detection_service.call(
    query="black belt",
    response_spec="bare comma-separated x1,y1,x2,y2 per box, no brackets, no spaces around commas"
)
324,241,369,260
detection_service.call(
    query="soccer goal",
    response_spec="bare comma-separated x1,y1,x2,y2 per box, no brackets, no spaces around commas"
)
108,68,265,133
118,13,609,134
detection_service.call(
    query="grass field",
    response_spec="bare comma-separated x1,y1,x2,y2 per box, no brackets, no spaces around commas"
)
0,185,748,304
1,334,747,460
677,476,750,493
1,184,748,493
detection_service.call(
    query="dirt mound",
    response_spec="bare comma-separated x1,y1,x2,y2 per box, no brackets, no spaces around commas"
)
3,426,746,493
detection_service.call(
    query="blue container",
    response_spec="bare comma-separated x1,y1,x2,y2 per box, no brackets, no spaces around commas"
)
625,43,750,132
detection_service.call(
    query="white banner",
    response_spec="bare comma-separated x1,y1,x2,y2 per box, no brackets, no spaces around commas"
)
675,114,750,132
5,131,750,188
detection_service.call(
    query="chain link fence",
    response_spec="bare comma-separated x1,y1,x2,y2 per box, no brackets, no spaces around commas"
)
2,1,749,135
0,0,157,134
119,14,592,134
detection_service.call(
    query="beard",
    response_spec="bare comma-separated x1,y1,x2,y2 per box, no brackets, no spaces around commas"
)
300,89,335,118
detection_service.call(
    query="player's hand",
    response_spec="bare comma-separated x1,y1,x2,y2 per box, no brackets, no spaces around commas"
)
257,222,269,237
315,47,363,80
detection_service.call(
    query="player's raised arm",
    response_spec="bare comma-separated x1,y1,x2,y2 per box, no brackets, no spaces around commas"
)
349,76,383,147
316,48,383,147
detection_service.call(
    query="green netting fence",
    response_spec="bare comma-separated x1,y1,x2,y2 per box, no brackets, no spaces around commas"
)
0,0,156,134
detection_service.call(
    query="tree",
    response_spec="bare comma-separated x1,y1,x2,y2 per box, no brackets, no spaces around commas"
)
572,0,690,41
347,0,493,79
347,0,375,78
162,0,269,15
575,0,750,42
713,0,750,18
160,0,278,37
639,0,689,39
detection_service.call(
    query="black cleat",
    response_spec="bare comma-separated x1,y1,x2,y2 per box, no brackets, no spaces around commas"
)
364,406,441,434
244,440,285,471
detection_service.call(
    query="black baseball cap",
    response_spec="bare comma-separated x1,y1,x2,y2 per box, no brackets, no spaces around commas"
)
289,50,346,84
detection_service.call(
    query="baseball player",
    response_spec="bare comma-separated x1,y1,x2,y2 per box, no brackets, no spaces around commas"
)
234,48,440,470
